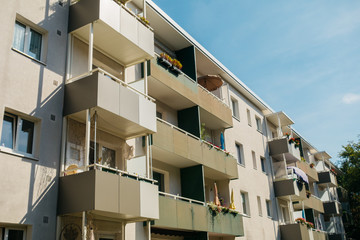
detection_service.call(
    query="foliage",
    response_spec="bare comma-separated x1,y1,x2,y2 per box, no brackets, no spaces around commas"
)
337,136,360,237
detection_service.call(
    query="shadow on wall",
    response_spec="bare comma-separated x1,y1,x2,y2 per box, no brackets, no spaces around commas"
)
1,0,69,239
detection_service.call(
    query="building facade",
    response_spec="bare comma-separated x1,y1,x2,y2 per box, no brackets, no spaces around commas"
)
0,0,347,239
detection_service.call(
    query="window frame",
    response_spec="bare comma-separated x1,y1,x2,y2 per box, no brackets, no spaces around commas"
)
266,200,272,218
255,116,262,133
12,16,47,63
2,227,26,240
260,156,267,174
246,109,251,126
240,191,250,216
231,98,239,120
235,143,244,166
257,196,262,216
1,111,37,158
251,150,257,169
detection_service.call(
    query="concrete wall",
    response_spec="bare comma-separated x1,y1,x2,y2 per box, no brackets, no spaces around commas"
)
225,85,278,240
0,0,68,239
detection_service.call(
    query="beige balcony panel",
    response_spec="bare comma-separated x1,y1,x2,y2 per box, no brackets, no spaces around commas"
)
280,223,310,240
149,59,233,129
297,161,319,182
268,138,301,163
274,179,307,201
58,170,159,221
293,196,324,213
152,121,238,180
313,231,327,240
69,0,154,66
64,71,156,139
153,196,244,236
318,171,338,187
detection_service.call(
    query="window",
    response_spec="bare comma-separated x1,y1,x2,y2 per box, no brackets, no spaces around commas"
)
247,109,251,126
260,157,267,173
257,196,262,216
252,151,257,169
153,171,165,192
1,112,35,155
241,191,250,215
231,98,239,119
266,200,272,218
235,143,244,165
156,111,163,119
13,20,43,61
256,116,262,132
0,227,26,240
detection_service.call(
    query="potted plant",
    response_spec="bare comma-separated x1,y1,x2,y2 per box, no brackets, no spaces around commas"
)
158,53,173,68
306,190,312,198
309,163,315,168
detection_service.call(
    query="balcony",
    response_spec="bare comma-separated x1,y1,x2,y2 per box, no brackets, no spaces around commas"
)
153,194,244,237
293,196,324,213
297,161,318,182
64,69,156,139
312,231,328,240
152,119,238,180
148,57,233,129
318,171,338,188
268,137,301,163
69,0,154,67
58,168,159,221
274,179,307,201
324,201,342,216
279,223,310,240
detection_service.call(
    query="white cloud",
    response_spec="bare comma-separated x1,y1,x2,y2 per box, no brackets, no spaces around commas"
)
342,93,360,104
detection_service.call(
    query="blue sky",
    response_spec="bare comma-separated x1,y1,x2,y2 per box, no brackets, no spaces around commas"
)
152,0,360,164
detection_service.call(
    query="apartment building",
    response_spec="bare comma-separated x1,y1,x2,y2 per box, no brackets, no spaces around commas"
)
0,0,346,240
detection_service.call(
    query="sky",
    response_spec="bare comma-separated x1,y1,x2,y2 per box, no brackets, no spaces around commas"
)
152,0,360,164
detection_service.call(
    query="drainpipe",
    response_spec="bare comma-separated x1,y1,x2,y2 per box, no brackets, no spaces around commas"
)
60,117,67,176
88,23,93,72
82,211,87,240
85,109,91,168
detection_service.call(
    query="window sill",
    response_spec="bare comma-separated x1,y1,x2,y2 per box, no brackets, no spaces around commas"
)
257,129,263,134
242,214,251,218
232,116,240,122
0,147,39,161
12,47,46,66
238,163,245,168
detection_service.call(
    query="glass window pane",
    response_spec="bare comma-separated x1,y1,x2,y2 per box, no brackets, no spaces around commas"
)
102,146,115,168
13,21,26,52
1,114,16,149
29,29,42,60
17,119,34,154
8,229,24,240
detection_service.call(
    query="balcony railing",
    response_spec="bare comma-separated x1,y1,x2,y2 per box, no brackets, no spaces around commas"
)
69,0,154,66
293,195,325,213
149,56,233,128
152,118,238,179
153,192,244,236
67,68,155,102
274,178,307,201
318,171,338,188
268,137,301,163
58,165,159,220
64,68,156,138
297,161,319,182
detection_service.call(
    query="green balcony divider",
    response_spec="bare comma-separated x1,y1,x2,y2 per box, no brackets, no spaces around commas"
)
296,137,304,157
178,106,200,138
175,46,197,82
305,209,315,225
180,165,205,202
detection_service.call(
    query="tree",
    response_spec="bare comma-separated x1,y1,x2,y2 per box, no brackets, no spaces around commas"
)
338,136,360,238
